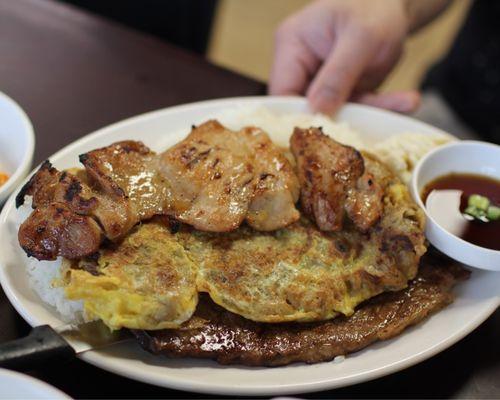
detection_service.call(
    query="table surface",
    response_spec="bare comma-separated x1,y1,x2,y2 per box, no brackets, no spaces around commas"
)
0,0,498,398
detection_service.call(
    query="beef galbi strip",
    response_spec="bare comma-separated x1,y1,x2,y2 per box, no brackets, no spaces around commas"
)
290,127,384,232
17,121,300,260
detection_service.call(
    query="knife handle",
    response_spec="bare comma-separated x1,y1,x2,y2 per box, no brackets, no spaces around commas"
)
0,325,75,371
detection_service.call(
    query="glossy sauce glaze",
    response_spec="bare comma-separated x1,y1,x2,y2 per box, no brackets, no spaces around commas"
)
422,173,500,251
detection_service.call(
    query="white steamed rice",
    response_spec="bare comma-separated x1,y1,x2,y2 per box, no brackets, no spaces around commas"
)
212,105,365,149
25,256,86,323
373,132,451,184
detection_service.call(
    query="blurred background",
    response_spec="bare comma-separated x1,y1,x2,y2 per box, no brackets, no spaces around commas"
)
62,0,472,91
209,0,472,90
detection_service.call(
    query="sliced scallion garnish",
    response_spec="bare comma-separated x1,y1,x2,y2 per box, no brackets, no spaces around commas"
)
468,194,490,210
487,205,500,220
464,194,500,222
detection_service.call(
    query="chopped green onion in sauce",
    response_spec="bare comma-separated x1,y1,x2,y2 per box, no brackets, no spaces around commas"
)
421,173,500,250
464,194,499,222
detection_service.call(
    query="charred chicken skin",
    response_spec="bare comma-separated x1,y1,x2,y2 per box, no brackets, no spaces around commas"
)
290,127,384,232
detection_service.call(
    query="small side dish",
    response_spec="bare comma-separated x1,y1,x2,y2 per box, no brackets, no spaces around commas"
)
411,140,500,270
0,171,8,187
0,90,35,204
422,173,500,251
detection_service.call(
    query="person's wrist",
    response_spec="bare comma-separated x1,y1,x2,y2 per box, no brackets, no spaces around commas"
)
402,0,451,33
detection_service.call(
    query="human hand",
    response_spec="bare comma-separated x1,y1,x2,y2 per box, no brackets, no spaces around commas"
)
269,0,420,114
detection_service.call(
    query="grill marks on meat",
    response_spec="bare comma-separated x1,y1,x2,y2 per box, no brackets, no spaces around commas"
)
291,127,384,232
345,165,384,232
161,121,299,232
16,161,96,212
160,120,256,232
17,121,300,259
80,141,169,220
19,203,103,260
80,141,169,238
133,252,469,367
18,162,105,259
290,127,364,231
244,127,300,231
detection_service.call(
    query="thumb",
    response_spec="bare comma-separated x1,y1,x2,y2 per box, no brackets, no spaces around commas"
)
269,23,319,96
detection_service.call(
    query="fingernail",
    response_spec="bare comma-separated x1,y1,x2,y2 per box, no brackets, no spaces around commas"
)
391,92,421,113
309,87,340,115
391,98,414,113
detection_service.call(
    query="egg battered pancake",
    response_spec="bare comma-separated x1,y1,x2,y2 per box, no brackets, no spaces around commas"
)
63,222,198,330
62,150,425,329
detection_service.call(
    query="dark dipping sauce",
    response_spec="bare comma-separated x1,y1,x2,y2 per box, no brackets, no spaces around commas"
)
422,173,500,251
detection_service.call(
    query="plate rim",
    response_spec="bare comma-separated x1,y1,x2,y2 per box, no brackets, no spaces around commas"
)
81,299,500,396
0,96,498,396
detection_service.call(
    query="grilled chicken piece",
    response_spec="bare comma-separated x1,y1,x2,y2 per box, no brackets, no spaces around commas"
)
17,162,104,260
18,203,103,260
16,147,153,260
159,121,256,232
159,121,300,232
80,141,170,220
345,158,384,232
290,127,383,232
80,141,170,239
290,127,364,231
244,127,300,231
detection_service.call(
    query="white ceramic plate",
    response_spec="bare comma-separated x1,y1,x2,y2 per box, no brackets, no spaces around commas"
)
0,97,498,396
0,91,35,205
0,368,70,399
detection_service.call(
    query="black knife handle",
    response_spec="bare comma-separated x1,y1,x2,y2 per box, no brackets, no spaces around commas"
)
0,325,75,371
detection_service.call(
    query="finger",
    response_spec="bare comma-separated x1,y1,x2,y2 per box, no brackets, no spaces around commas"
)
353,90,421,113
306,32,372,115
269,23,320,96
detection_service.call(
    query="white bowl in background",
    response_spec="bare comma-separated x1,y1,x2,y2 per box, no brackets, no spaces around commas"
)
0,92,35,205
0,368,70,399
410,140,500,271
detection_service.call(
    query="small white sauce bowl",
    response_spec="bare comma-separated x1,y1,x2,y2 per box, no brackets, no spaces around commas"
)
410,140,500,271
0,92,35,205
